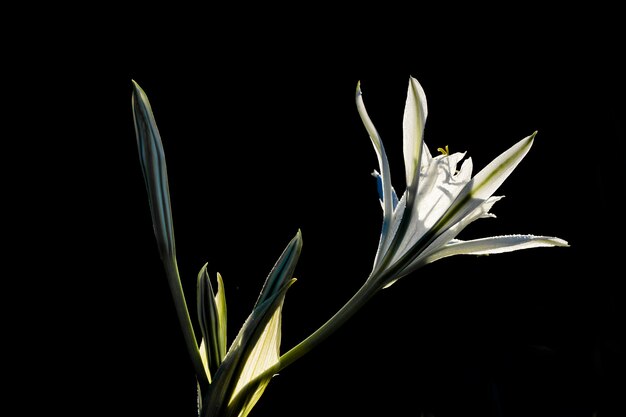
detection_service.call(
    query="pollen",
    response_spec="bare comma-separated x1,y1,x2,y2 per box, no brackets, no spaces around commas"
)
437,145,449,156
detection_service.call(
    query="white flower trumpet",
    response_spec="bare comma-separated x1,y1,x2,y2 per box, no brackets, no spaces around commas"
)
356,76,568,290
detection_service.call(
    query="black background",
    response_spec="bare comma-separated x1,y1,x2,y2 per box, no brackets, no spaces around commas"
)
14,9,624,417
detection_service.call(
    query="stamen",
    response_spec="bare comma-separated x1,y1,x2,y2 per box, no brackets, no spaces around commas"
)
437,145,449,156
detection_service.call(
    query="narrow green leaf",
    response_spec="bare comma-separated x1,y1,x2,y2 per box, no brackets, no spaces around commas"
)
226,280,294,417
197,264,228,381
201,279,296,417
254,230,302,308
201,233,301,417
215,272,228,362
131,80,176,262
131,80,208,386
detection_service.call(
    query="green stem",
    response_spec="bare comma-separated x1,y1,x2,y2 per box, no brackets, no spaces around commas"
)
278,280,379,371
164,259,209,386
225,276,382,412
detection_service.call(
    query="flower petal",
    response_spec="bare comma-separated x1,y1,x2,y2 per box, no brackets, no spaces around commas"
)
420,234,569,264
383,196,502,287
392,152,473,265
397,196,502,280
431,132,536,237
375,192,407,270
356,82,396,267
392,132,537,277
403,76,428,191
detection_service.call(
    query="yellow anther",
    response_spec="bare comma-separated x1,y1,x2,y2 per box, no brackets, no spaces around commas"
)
437,145,449,156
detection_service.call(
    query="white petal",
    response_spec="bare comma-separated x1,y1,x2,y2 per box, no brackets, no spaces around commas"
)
356,82,393,218
398,196,503,278
430,132,536,236
420,234,569,264
455,156,474,184
393,152,473,263
373,192,406,269
416,152,470,230
357,82,397,269
403,76,428,189
420,141,433,170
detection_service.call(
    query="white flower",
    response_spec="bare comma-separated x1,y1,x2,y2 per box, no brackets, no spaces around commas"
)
356,77,568,289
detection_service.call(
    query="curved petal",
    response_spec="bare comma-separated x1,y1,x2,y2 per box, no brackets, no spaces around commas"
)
372,170,398,210
429,132,536,238
390,196,503,283
416,152,471,230
403,76,427,191
356,82,396,268
420,234,569,264
356,82,393,218
374,192,406,270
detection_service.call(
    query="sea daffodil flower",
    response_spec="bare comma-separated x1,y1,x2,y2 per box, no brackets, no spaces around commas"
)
278,77,568,371
356,76,568,289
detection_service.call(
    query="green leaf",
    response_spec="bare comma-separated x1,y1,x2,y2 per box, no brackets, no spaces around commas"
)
215,272,228,361
131,80,176,262
225,280,294,417
201,279,296,417
200,232,301,417
254,230,302,308
131,80,208,385
197,265,228,382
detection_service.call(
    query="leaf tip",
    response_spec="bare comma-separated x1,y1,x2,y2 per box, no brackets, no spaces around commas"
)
131,79,143,96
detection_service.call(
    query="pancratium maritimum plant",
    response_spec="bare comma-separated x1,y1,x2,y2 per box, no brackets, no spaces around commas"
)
132,76,568,417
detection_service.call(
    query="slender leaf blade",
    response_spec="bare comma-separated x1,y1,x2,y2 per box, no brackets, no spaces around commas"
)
132,80,176,261
254,230,302,308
